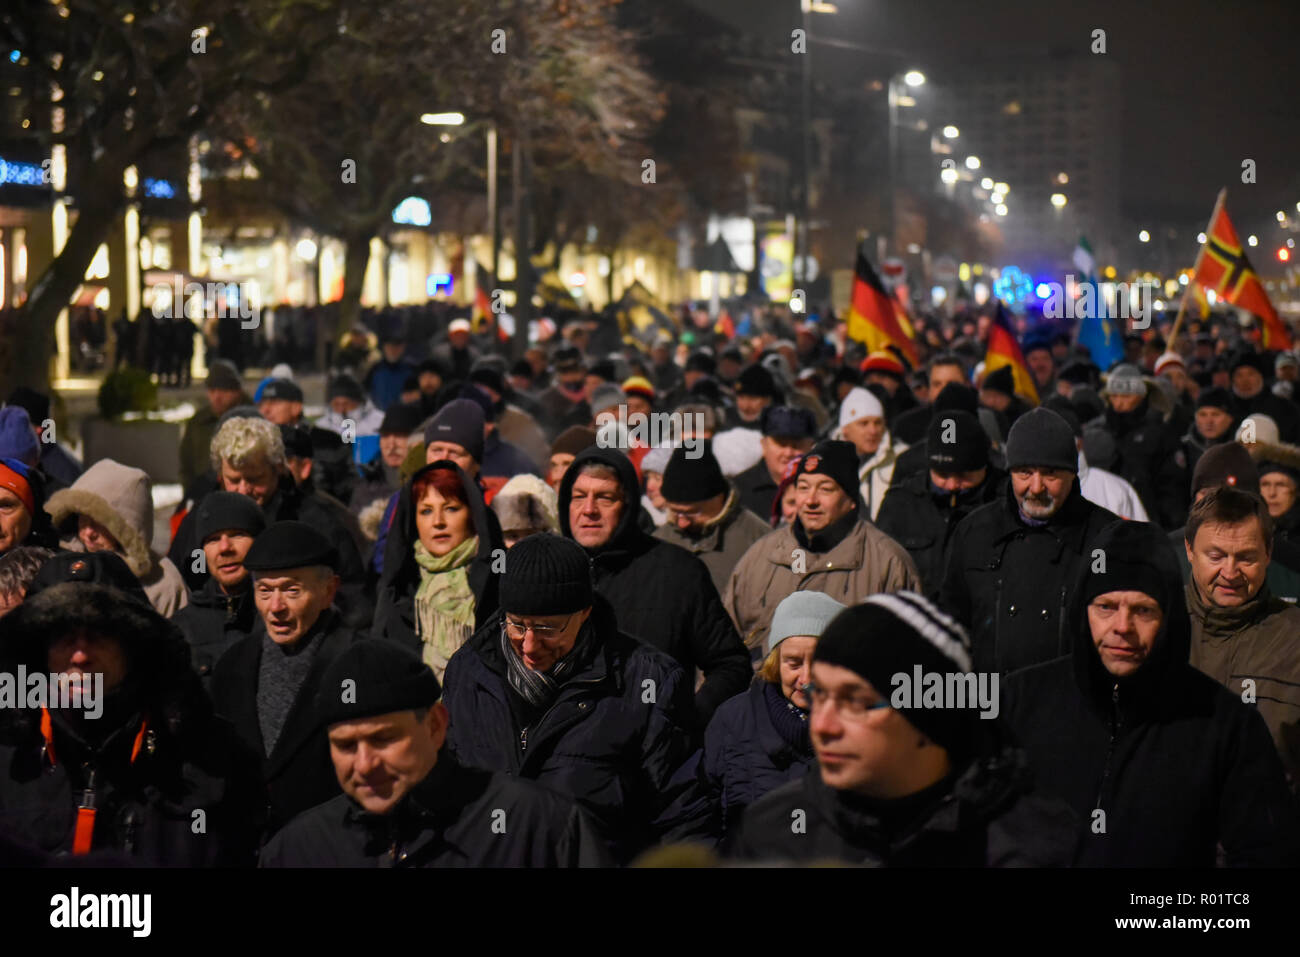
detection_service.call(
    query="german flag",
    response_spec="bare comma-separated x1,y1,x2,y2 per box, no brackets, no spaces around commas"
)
983,299,1039,405
846,249,918,366
1193,191,1292,350
472,261,508,343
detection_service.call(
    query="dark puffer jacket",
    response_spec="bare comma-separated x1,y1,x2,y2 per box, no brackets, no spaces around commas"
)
876,467,1006,601
557,446,751,727
725,727,1077,866
260,750,610,867
1095,399,1186,529
939,480,1117,674
0,583,265,865
441,596,710,864
696,680,815,839
370,461,502,658
172,577,259,687
1002,520,1300,866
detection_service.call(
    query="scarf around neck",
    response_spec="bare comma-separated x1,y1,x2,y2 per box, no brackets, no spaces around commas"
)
499,616,599,710
413,536,479,680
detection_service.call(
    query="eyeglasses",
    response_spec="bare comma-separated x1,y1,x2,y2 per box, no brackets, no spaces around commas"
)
503,614,574,641
801,681,891,718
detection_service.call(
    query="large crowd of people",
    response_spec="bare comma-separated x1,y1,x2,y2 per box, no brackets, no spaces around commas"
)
1,297,1299,868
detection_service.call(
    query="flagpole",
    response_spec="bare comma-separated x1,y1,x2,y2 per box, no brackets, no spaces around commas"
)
1169,187,1227,347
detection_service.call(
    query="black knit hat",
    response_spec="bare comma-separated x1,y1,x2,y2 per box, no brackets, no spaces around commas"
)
661,442,728,504
279,423,313,459
195,490,267,543
261,378,303,403
243,521,338,572
316,640,441,729
1081,520,1171,610
1229,350,1269,376
931,382,978,415
423,398,485,463
327,375,365,403
735,364,781,400
5,387,50,425
1194,386,1234,413
982,365,1016,398
206,359,242,392
379,402,425,436
1191,442,1259,495
685,351,717,375
760,405,817,439
1005,407,1078,472
927,410,988,473
815,592,975,761
500,533,593,616
25,550,150,608
797,439,860,505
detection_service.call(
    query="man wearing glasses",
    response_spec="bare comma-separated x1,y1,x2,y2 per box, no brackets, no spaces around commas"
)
441,533,709,864
726,591,1074,866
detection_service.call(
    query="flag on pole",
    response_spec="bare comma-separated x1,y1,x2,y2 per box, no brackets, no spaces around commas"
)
1072,235,1124,369
1192,192,1292,350
846,249,918,367
984,300,1039,405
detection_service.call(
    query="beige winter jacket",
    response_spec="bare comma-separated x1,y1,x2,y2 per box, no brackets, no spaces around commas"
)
724,518,921,656
46,458,189,618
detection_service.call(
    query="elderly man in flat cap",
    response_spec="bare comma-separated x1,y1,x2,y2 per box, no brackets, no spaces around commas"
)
260,640,608,866
211,521,366,837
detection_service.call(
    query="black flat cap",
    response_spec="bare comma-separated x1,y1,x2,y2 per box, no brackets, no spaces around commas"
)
243,521,338,573
25,551,150,607
195,491,267,543
261,378,304,403
760,405,817,439
379,402,425,436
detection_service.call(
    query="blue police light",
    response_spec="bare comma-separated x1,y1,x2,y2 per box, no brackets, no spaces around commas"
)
1034,282,1052,300
0,156,46,186
994,265,1034,304
393,196,432,227
9,50,20,63
143,178,176,199
426,273,454,296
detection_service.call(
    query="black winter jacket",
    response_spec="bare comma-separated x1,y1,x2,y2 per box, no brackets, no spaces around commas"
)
1002,521,1300,866
0,583,265,866
172,577,259,687
1095,400,1184,528
876,467,1006,601
441,598,710,864
169,475,373,629
732,459,780,527
725,734,1076,866
697,681,815,839
210,610,364,837
371,461,502,656
558,446,751,727
260,750,610,867
939,481,1118,674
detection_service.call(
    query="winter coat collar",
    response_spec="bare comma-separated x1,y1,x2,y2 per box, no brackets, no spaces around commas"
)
1185,579,1280,640
662,487,744,554
558,446,652,567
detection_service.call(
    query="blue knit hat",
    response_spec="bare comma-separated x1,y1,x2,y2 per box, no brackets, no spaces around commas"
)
0,407,39,466
766,590,847,657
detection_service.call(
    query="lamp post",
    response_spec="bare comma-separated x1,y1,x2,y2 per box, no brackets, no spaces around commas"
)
888,69,925,259
796,1,838,287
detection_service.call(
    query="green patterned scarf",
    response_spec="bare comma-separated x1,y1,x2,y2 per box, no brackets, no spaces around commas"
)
413,536,479,680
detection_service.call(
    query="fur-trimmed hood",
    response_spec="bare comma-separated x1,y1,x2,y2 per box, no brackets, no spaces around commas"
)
45,458,157,577
1246,438,1300,477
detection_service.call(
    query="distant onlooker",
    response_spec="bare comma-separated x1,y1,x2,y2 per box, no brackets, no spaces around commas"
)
178,360,251,490
5,388,83,488
0,545,54,618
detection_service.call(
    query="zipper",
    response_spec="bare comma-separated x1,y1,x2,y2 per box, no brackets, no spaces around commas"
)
1056,585,1068,656
518,675,604,763
1092,682,1122,811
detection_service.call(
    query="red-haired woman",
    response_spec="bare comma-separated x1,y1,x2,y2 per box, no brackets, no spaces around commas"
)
371,460,501,680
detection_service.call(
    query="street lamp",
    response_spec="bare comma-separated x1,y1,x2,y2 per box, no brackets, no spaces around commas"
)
995,204,1008,217
423,110,500,287
943,125,959,138
420,112,465,126
887,67,926,258
904,70,926,87
980,177,994,190
796,0,839,282
940,166,958,185
1138,230,1150,243
1197,232,1206,244
1050,193,1067,208
965,155,980,170
1247,235,1258,247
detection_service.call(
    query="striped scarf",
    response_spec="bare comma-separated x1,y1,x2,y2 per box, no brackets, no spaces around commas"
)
499,616,598,709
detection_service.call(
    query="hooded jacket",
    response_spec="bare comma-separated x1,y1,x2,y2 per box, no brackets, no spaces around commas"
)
46,459,188,617
557,447,751,727
441,597,710,864
1003,521,1300,865
725,724,1077,866
876,466,1006,602
259,749,610,867
1186,578,1300,789
652,487,771,598
724,509,921,659
371,461,502,664
0,583,265,865
939,479,1117,675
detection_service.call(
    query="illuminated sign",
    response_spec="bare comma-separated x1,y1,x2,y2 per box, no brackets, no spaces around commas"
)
143,178,176,199
393,197,432,227
426,273,453,296
0,156,46,187
993,265,1033,305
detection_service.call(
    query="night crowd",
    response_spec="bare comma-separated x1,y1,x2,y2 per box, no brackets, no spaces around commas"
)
0,297,1298,868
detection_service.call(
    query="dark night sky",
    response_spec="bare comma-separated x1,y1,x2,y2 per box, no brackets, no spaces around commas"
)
691,0,1300,236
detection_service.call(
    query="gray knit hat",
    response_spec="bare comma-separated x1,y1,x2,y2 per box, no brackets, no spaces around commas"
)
1103,363,1147,396
765,591,847,657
